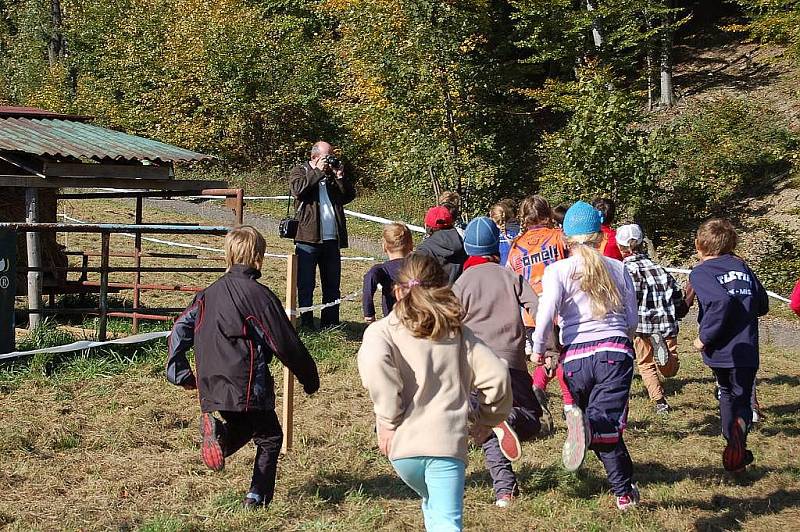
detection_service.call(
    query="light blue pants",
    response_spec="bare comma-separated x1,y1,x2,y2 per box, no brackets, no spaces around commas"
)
391,457,466,532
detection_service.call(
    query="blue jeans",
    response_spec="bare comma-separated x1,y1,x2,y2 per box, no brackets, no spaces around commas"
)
391,457,465,532
296,240,341,328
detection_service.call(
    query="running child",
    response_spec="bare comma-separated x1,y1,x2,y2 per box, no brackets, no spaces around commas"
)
531,201,640,511
593,197,624,261
363,222,413,323
489,200,520,266
616,224,687,414
689,218,768,472
506,195,573,431
417,206,468,284
358,253,512,531
453,217,542,507
167,226,320,509
791,279,800,317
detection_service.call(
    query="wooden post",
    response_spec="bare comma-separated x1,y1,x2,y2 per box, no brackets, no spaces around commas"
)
281,253,298,454
25,188,42,330
98,232,110,341
132,197,143,334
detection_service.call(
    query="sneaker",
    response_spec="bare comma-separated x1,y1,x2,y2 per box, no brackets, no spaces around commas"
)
562,407,590,472
732,450,755,473
652,334,669,367
495,494,514,508
492,421,522,462
242,492,265,510
722,417,747,472
533,386,553,436
655,400,670,415
199,413,225,472
616,484,640,511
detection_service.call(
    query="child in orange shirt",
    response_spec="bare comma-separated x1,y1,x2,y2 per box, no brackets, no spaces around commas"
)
506,195,573,432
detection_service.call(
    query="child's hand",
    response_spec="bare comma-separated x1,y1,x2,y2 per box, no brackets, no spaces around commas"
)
530,352,546,366
469,424,493,445
693,337,704,351
364,316,376,324
376,422,395,456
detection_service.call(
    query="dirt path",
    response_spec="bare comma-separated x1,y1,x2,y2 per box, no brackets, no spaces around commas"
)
145,197,385,256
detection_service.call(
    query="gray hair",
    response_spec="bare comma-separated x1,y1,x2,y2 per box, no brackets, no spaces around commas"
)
310,141,325,158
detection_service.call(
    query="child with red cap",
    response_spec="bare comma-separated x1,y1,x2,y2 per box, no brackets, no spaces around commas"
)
417,205,468,284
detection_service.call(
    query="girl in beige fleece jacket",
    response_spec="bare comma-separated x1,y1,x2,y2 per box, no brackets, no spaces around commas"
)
357,254,513,532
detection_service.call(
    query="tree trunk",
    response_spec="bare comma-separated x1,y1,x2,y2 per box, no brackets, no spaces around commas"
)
659,1,676,108
586,0,603,48
47,0,65,68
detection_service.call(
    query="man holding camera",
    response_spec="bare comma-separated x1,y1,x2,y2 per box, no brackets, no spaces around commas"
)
289,141,356,329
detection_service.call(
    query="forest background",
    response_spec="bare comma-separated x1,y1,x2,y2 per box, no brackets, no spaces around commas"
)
1,0,799,291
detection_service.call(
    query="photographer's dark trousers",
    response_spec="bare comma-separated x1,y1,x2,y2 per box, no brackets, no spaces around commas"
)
296,240,341,328
712,367,755,445
219,409,283,505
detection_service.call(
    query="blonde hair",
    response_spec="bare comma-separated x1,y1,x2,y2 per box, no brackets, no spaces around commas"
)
224,226,266,271
519,195,553,231
696,218,738,256
489,202,514,232
383,222,413,254
567,233,623,319
393,254,464,339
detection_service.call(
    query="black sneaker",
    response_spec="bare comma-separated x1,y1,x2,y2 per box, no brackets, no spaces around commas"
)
243,492,266,510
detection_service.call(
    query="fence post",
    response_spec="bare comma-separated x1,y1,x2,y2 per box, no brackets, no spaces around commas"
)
25,188,42,330
98,232,110,341
281,252,298,454
132,197,143,334
0,230,17,353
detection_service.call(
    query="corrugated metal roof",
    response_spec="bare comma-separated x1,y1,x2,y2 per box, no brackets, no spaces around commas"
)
0,116,215,163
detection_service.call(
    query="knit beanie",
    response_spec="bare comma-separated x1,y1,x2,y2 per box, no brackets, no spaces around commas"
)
464,216,500,257
562,201,602,237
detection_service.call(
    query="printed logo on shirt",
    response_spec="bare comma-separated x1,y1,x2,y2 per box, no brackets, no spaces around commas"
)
715,270,753,297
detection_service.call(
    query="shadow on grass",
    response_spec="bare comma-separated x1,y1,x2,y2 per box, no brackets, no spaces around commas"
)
634,461,775,488
466,463,607,499
691,489,800,531
301,470,418,503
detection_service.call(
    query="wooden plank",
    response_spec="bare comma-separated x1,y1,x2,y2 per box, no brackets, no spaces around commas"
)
0,175,227,190
42,161,171,180
25,188,42,330
281,253,298,454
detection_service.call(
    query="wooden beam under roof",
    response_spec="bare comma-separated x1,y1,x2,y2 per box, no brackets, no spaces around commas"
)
0,175,227,190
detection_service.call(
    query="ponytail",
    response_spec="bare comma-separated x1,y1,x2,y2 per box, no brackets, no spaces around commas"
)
393,254,464,339
567,233,623,319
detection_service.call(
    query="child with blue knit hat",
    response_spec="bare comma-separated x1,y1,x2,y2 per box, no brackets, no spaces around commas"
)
531,201,641,511
453,216,544,507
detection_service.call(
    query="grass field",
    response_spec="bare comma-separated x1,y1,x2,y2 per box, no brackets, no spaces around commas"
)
2,198,800,531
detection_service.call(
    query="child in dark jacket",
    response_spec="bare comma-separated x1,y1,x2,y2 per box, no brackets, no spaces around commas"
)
452,217,543,508
363,223,413,322
417,206,468,284
689,219,768,472
167,226,320,509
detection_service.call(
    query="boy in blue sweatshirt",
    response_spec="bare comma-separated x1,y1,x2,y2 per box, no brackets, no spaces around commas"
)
689,219,768,472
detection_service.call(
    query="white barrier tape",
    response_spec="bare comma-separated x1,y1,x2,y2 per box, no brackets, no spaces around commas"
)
342,209,426,233
0,331,170,361
290,290,363,315
57,214,375,262
664,267,791,303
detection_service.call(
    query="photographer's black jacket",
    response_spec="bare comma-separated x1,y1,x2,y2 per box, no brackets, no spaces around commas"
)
289,162,356,248
166,265,320,412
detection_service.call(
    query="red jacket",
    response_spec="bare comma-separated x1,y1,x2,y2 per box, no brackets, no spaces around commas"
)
791,279,800,317
601,224,623,261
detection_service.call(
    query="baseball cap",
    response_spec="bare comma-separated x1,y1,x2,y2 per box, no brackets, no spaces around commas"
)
617,224,644,247
424,206,454,230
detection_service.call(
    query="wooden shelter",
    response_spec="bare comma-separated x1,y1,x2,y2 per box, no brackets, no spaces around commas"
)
0,106,234,329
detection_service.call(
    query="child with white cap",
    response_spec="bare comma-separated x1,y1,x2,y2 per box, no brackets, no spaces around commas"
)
616,223,688,414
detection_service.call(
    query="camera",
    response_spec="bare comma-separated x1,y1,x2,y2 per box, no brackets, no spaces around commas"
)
323,154,341,169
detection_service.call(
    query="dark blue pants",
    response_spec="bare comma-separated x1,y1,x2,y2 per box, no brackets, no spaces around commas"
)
481,368,542,497
712,367,756,445
296,240,341,328
563,338,634,496
220,409,283,504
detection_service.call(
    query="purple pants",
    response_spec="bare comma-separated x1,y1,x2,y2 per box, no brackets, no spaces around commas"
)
712,366,756,445
480,368,542,497
562,337,635,496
